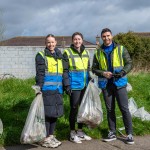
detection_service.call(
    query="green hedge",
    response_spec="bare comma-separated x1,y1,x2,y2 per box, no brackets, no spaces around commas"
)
114,32,150,71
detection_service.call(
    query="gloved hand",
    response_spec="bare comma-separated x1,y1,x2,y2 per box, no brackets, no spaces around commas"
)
113,70,126,78
65,86,72,96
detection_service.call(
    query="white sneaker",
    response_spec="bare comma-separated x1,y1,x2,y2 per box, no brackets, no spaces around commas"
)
70,131,82,143
77,131,92,141
41,136,59,148
52,136,62,146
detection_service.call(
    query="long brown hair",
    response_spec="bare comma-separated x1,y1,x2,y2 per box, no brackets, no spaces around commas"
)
72,32,83,41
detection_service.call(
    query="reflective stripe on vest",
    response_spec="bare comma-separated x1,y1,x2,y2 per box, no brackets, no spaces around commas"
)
38,50,63,93
64,48,89,90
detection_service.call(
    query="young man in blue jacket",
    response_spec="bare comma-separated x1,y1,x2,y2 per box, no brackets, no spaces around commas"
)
92,28,134,144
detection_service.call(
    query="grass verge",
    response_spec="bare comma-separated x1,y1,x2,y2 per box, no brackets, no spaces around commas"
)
0,73,150,146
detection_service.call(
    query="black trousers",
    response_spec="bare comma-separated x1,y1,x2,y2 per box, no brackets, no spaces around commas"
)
69,87,86,130
102,84,133,135
45,117,57,136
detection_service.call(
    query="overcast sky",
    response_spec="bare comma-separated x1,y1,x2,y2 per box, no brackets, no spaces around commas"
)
0,0,150,43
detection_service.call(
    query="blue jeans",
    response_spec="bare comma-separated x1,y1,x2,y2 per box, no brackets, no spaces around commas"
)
102,84,133,135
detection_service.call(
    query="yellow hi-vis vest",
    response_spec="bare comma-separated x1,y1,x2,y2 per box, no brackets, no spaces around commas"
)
39,50,63,93
96,45,127,89
64,48,89,90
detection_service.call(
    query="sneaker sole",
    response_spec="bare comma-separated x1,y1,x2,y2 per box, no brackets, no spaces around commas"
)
70,138,82,144
103,138,117,142
79,137,92,141
56,142,62,146
126,141,135,145
41,143,59,148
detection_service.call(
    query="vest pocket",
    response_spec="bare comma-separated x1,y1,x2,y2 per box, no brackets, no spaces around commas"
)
70,72,84,89
114,76,127,87
98,78,108,89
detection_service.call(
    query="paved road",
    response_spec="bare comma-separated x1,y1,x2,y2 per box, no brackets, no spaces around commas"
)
0,135,150,150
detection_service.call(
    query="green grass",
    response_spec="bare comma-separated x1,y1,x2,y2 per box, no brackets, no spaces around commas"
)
0,73,150,146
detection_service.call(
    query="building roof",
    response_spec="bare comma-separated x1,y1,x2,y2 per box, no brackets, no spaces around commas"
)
134,32,150,37
0,36,95,46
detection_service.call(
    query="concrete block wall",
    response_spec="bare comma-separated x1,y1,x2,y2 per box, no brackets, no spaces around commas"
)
0,46,95,79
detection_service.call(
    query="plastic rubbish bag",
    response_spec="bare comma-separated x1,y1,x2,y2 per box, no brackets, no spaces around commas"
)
128,97,138,116
0,119,3,135
20,86,46,144
77,79,103,128
89,71,99,87
128,97,150,121
133,107,150,121
126,82,132,92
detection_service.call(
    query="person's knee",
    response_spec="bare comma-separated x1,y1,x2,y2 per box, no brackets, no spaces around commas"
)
107,109,115,115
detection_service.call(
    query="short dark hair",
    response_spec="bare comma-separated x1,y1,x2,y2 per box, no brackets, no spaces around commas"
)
101,28,112,36
72,32,83,41
45,34,56,41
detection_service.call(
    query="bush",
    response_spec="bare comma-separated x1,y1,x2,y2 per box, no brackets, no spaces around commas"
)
114,31,150,71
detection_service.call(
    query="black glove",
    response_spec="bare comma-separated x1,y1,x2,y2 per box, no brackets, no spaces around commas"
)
65,86,72,96
113,70,126,78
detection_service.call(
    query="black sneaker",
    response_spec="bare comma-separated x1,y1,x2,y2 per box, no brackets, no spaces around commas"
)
126,134,134,144
103,131,117,142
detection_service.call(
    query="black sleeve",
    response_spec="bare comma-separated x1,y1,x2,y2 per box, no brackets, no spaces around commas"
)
92,53,104,77
122,47,133,74
88,56,91,72
35,53,45,88
62,52,70,87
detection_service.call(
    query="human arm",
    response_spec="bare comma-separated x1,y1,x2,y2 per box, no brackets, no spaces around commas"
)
62,52,72,95
35,53,45,89
122,47,132,74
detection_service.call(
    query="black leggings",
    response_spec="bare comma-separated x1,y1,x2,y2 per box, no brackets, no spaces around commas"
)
69,87,86,130
45,117,57,136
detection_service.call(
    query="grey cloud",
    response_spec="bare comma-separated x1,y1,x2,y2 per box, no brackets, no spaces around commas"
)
0,0,150,43
117,0,150,10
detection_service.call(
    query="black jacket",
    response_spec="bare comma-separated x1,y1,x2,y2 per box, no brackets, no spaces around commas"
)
35,47,64,118
63,44,91,88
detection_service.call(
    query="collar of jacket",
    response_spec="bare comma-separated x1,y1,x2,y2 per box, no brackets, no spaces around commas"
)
70,44,85,54
44,47,63,59
100,41,120,51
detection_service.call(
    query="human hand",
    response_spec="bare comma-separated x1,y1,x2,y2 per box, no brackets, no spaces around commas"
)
103,71,113,79
65,86,72,96
113,70,126,78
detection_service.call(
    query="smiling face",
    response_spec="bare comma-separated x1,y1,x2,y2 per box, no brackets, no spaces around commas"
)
101,31,113,46
45,36,57,53
72,35,83,49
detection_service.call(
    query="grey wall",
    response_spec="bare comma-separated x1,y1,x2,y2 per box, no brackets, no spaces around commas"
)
0,46,95,79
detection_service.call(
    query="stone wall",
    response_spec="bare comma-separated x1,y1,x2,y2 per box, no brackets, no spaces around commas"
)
0,46,95,79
